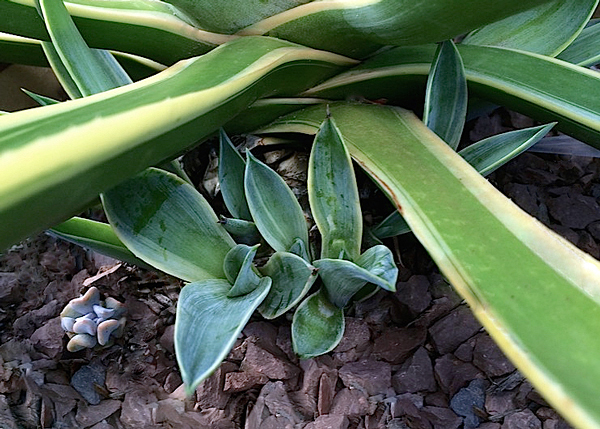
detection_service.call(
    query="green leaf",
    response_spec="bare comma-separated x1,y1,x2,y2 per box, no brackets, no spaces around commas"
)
40,41,82,99
49,216,150,268
423,40,467,150
218,217,261,245
291,289,344,359
557,19,600,66
223,244,255,283
459,123,555,176
0,37,352,251
314,246,397,308
37,0,131,97
258,251,318,319
244,150,309,253
102,168,235,282
308,116,362,260
261,102,600,428
0,0,218,65
369,124,555,240
21,88,60,106
227,244,262,297
370,211,411,240
463,0,598,56
175,277,270,395
305,44,600,147
219,129,252,220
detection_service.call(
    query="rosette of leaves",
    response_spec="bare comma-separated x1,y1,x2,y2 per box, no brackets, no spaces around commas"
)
100,115,397,394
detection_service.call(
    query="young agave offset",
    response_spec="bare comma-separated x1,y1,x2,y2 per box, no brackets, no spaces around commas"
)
101,117,397,394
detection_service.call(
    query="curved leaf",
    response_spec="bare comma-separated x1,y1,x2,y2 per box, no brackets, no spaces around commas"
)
463,0,598,56
460,123,555,176
219,129,251,220
258,251,318,319
314,245,397,308
291,289,344,359
49,216,150,268
0,36,353,250
244,150,308,253
305,44,600,147
219,217,261,245
37,0,131,96
423,40,467,150
228,244,262,297
102,168,235,282
308,116,361,260
557,19,600,66
175,277,270,395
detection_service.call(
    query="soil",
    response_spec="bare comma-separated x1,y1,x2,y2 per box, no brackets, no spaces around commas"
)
0,103,592,429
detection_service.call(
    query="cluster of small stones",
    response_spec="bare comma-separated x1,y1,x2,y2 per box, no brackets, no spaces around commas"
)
60,286,126,352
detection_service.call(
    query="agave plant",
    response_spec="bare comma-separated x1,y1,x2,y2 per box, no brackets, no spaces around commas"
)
1,0,600,427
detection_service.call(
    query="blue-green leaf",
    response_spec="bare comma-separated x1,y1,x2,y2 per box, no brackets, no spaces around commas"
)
219,217,261,245
244,150,308,253
423,40,467,150
228,244,262,297
49,217,150,268
308,116,362,260
219,129,252,220
314,245,397,308
291,289,344,359
175,277,270,395
460,123,555,176
258,251,318,319
102,168,235,282
557,19,600,66
21,88,60,106
37,0,131,96
463,0,598,56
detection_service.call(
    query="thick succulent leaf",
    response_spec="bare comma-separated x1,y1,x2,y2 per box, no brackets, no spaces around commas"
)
102,168,235,282
370,124,555,240
258,102,600,428
423,40,467,150
219,130,251,220
244,151,309,253
288,236,311,261
463,0,598,56
37,0,131,96
258,251,318,319
40,41,82,99
219,217,261,245
223,244,255,283
0,36,353,251
370,211,411,240
557,19,600,66
21,89,60,106
227,244,262,297
356,245,398,287
0,31,163,80
239,0,552,58
0,0,229,65
308,116,361,260
49,217,150,268
314,247,397,308
460,123,555,176
175,277,270,395
291,289,344,359
305,44,600,147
